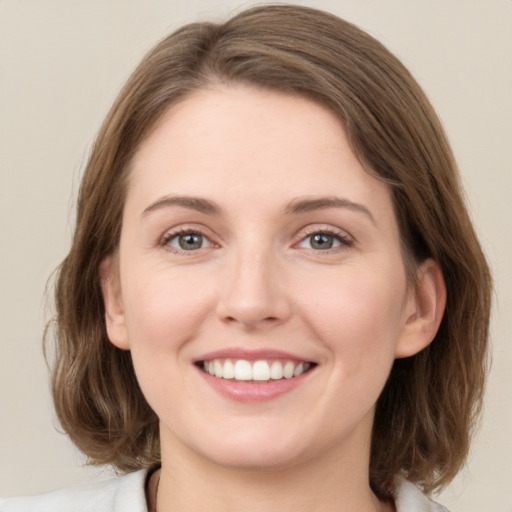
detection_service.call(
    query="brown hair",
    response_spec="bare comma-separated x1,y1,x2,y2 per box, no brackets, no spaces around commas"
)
48,4,491,499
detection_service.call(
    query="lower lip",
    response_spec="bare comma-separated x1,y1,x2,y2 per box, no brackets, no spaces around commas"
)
197,368,313,403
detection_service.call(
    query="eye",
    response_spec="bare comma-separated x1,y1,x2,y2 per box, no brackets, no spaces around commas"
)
163,231,211,251
297,230,352,251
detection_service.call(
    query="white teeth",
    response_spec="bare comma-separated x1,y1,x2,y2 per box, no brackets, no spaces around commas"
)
293,362,304,377
270,360,284,380
283,361,295,379
202,359,312,381
223,359,235,379
234,360,252,381
252,360,270,381
214,360,223,378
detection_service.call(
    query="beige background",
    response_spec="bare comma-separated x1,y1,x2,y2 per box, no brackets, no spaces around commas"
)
1,1,511,510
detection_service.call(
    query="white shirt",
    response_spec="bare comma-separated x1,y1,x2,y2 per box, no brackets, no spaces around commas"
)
0,469,451,511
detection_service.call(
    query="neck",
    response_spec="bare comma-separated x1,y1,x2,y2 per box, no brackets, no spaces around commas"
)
155,430,392,512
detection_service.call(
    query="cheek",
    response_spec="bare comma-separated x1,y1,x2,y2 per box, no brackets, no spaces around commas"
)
119,265,214,411
299,262,407,370
121,263,212,353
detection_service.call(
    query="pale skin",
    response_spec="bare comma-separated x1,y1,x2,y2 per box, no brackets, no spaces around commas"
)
101,85,446,512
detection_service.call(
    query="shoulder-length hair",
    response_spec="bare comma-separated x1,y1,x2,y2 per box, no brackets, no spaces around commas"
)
48,4,491,499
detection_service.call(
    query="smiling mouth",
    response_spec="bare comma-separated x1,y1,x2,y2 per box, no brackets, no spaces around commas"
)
197,359,316,382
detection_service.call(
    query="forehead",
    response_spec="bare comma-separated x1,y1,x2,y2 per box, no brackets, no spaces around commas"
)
127,85,393,217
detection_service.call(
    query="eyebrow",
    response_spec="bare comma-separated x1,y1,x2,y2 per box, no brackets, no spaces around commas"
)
141,194,375,224
285,196,376,224
142,195,221,216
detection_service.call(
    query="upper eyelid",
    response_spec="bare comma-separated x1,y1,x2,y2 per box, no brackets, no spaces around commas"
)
291,225,356,253
159,225,218,247
160,230,218,256
294,224,354,242
157,223,355,249
161,223,216,237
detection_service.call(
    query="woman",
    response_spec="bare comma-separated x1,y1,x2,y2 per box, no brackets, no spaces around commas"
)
1,4,491,512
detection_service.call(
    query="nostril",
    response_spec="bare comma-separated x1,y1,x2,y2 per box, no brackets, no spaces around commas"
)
216,287,292,328
229,315,280,324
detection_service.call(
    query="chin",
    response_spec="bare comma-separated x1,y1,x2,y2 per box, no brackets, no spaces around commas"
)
184,422,314,471
201,443,306,472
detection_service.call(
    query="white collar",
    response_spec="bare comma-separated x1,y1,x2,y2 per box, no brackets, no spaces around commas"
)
395,477,451,512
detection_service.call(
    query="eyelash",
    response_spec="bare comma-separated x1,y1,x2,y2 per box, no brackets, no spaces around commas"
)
160,226,354,255
160,228,215,254
295,227,354,252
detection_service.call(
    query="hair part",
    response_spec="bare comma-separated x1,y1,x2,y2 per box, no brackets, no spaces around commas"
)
47,4,491,499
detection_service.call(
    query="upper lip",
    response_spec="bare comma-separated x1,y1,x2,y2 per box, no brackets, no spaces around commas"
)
194,348,316,363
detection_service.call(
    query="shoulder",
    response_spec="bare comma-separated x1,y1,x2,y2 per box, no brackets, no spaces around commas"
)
395,477,451,512
0,469,149,512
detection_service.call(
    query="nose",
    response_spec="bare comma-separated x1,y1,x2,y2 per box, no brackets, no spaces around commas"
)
216,248,292,330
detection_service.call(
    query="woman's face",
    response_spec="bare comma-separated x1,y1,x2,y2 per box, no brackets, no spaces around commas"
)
103,85,432,471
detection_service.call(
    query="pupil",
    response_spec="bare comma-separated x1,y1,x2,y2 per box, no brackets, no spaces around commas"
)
179,233,202,250
312,234,333,249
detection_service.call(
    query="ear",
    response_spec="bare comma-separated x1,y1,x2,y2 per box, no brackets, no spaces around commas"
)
99,256,130,350
395,259,446,359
